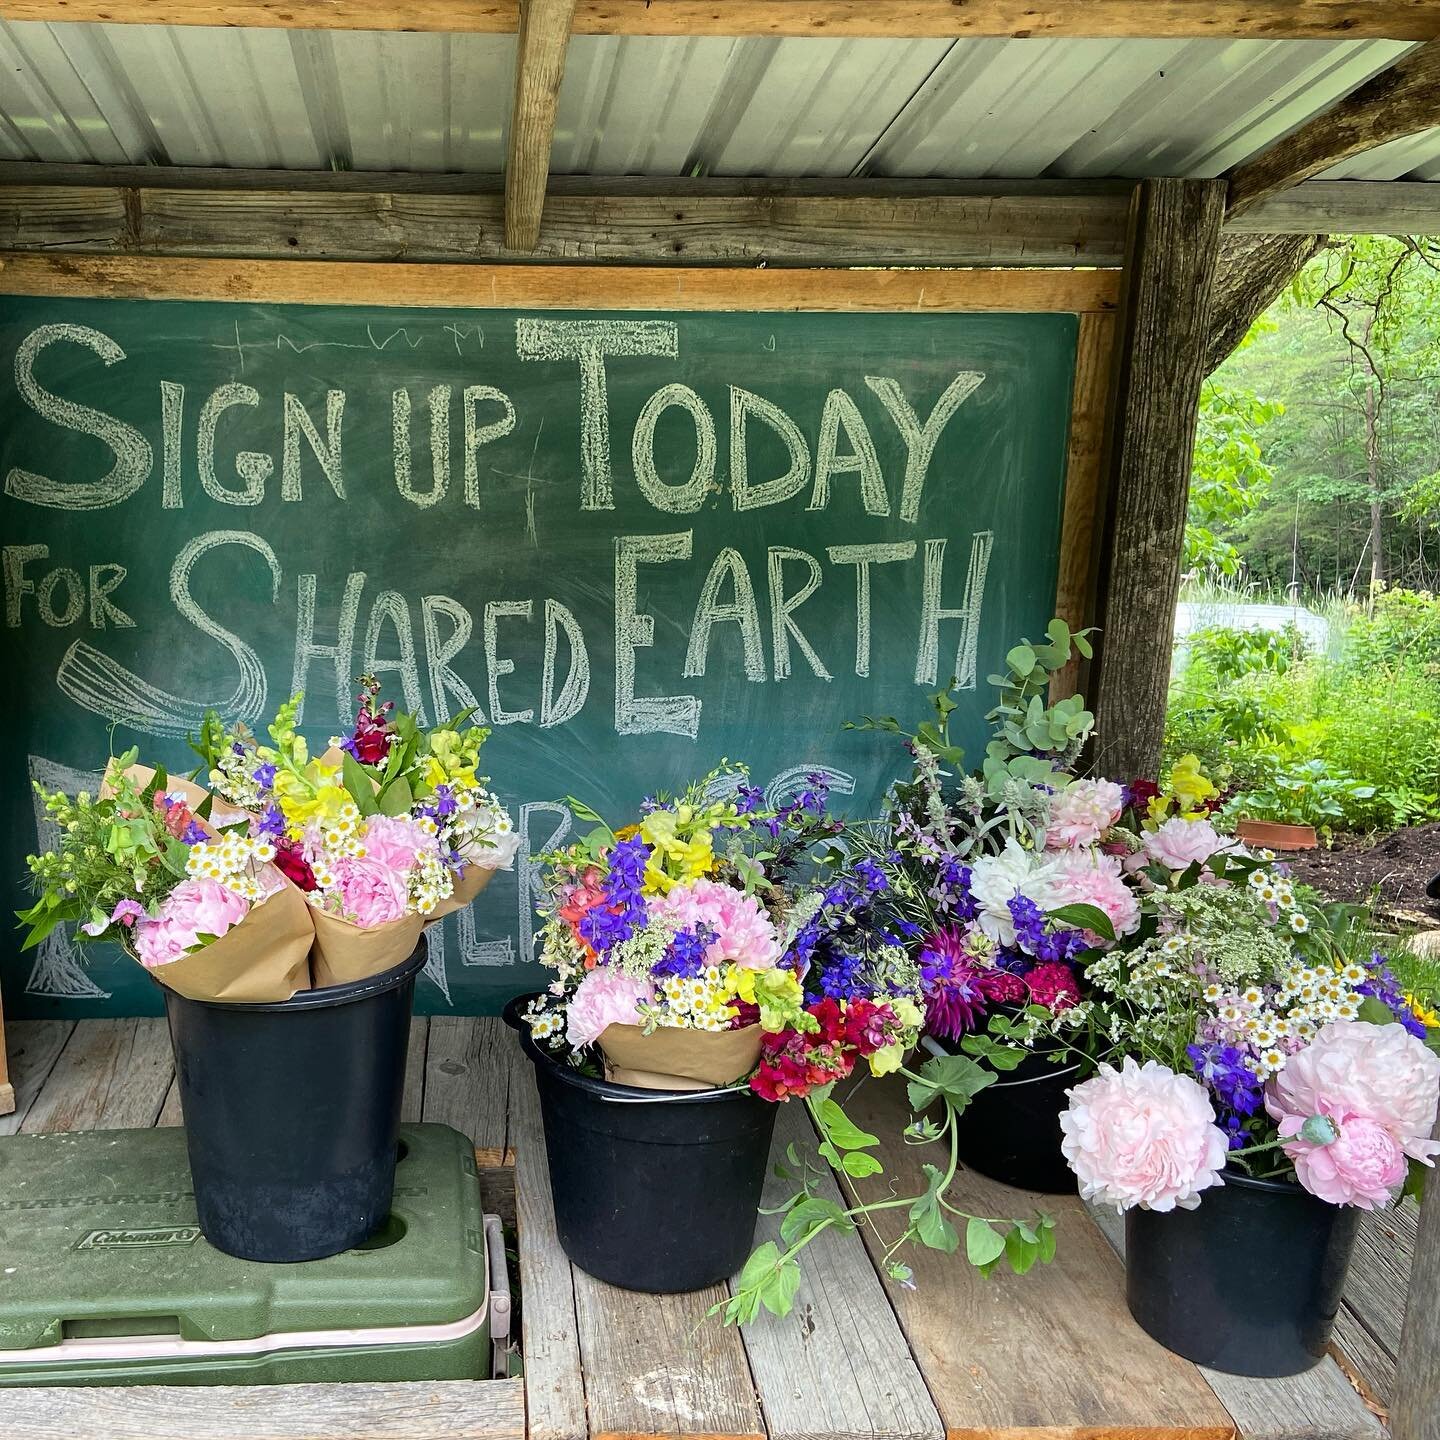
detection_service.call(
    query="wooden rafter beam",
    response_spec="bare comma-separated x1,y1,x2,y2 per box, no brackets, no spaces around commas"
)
505,0,578,252
1228,40,1440,219
4,1,1440,39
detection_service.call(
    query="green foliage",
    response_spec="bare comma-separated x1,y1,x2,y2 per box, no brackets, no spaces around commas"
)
1166,590,1440,831
1223,758,1376,832
1187,372,1283,576
716,1054,1054,1327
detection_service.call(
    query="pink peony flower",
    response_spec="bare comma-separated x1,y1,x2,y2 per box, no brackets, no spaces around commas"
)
359,814,436,876
649,877,781,970
1143,817,1231,871
331,855,410,927
566,966,654,1048
1048,848,1140,942
1266,1019,1440,1167
1046,779,1125,849
1278,1111,1407,1209
133,879,250,968
1061,1058,1229,1211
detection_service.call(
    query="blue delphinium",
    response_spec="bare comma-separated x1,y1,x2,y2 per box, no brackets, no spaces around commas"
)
1187,1041,1263,1117
1007,894,1090,965
579,834,649,954
652,924,713,980
1359,953,1429,1039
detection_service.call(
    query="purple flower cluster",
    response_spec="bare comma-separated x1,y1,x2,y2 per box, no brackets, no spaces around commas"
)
1187,1042,1263,1118
653,924,713,979
1359,954,1428,1039
919,932,988,1040
1007,894,1090,964
257,802,286,840
853,858,889,893
579,834,649,954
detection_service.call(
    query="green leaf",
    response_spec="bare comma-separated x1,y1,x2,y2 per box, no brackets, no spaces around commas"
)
759,1256,803,1319
780,1196,852,1245
1357,995,1395,1028
965,1217,1006,1267
817,1098,879,1151
377,775,414,817
841,1151,883,1178
1006,644,1037,675
907,1053,996,1114
342,752,381,816
1047,902,1115,941
735,1241,782,1293
1037,1216,1058,1264
1004,1226,1040,1275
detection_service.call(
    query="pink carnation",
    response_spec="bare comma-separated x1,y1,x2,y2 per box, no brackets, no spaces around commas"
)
1143,817,1231,871
1061,1058,1229,1211
359,814,437,875
566,966,654,1048
1048,849,1140,942
134,879,250,968
1025,961,1081,1013
1046,779,1125,849
649,877,780,970
1266,1019,1440,1169
331,855,410,927
1278,1111,1407,1209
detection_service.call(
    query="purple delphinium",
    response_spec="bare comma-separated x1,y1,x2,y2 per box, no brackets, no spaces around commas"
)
253,761,277,792
181,821,209,845
1359,953,1429,1039
257,802,286,840
1187,1042,1263,1117
653,924,713,980
579,834,650,954
1007,894,1090,965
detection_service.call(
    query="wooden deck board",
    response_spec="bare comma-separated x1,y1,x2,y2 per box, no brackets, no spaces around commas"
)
0,1020,75,1137
18,1018,173,1133
743,1100,945,1440
842,1075,1236,1440
2,1377,527,1440
424,1015,512,1150
507,1041,589,1440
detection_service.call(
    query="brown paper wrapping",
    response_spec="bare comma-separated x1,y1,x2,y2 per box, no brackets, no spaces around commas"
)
100,763,252,837
598,1022,762,1091
425,861,498,923
138,880,313,1004
309,908,425,989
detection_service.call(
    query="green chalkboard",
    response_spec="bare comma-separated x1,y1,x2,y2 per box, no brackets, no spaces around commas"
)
0,294,1078,1018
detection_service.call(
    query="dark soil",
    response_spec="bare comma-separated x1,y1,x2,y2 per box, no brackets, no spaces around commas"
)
1283,822,1440,918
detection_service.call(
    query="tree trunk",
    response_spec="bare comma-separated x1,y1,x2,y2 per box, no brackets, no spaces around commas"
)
1361,313,1385,592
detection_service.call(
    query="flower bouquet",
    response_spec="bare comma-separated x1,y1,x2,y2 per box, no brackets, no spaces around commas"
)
19,756,313,1003
198,679,517,987
1054,845,1439,1374
521,767,1058,1314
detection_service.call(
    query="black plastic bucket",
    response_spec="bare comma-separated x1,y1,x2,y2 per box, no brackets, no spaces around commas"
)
1125,1168,1360,1376
161,940,426,1263
507,996,778,1292
927,1037,1078,1194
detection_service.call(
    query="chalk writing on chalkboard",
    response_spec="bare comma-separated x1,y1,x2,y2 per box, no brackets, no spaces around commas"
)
1,301,1078,1018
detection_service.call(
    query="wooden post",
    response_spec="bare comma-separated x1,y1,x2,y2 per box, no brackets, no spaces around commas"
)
1392,1137,1440,1440
1089,177,1226,782
0,984,13,1116
505,0,579,252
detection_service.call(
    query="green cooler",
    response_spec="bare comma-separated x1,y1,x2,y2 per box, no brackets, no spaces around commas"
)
0,1122,509,1386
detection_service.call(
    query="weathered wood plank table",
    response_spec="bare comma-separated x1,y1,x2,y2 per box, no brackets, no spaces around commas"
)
0,1017,1399,1440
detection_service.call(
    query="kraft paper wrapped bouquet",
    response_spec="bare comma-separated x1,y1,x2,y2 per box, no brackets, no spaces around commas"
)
200,679,518,987
18,756,313,1003
524,768,1059,1322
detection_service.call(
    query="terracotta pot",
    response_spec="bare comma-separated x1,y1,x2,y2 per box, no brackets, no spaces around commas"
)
1235,818,1319,852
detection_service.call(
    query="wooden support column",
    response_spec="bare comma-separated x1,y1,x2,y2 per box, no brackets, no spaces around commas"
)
1089,177,1226,781
505,0,578,252
1392,1131,1440,1440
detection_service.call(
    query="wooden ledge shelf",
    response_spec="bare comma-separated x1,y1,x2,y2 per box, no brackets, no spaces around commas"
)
0,1017,1394,1440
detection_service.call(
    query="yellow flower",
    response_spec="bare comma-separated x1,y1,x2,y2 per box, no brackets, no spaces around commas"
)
869,1042,905,1076
730,965,803,1030
638,811,715,894
1168,754,1218,819
1409,995,1439,1030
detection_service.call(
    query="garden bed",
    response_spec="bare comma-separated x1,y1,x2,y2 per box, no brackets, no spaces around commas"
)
1283,822,1440,920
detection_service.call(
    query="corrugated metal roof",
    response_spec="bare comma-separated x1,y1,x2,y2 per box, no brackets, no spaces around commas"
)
0,21,1430,183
